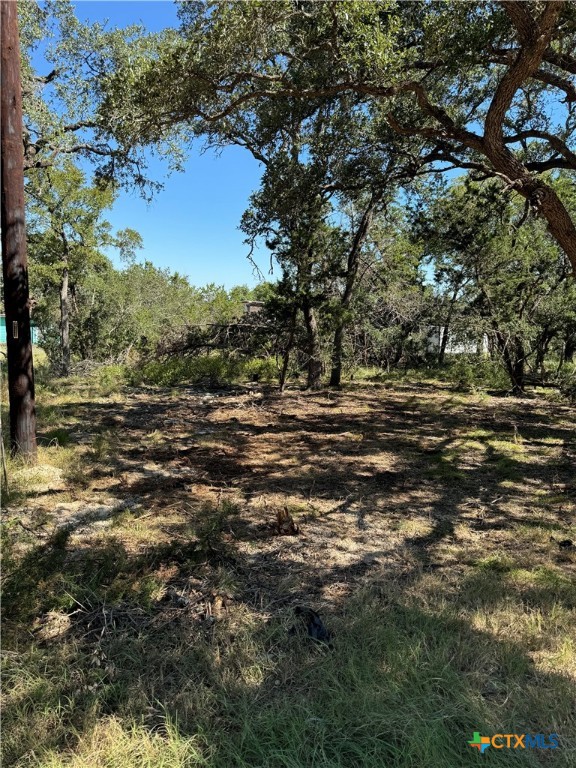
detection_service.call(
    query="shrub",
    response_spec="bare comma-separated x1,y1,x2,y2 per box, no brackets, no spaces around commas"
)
557,363,576,402
127,354,277,388
444,355,509,391
243,356,278,382
97,365,128,395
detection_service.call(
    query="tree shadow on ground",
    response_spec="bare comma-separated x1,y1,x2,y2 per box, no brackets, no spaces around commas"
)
3,382,575,765
2,522,575,767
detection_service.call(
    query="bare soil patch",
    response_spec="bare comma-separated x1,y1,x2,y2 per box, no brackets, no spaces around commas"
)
10,382,575,618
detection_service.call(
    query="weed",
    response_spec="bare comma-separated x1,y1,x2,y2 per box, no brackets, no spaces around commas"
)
90,430,120,462
474,553,516,573
97,365,128,396
41,428,72,447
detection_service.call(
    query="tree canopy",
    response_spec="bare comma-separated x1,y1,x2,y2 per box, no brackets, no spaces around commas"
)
100,0,576,271
19,0,177,192
13,0,576,397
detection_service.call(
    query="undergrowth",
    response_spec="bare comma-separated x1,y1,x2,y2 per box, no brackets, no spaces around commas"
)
127,354,278,388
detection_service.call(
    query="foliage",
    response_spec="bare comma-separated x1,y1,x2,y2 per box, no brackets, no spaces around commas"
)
100,0,576,270
28,192,262,369
443,355,511,393
415,176,576,392
19,0,178,190
6,6,576,763
556,363,576,402
26,161,142,372
21,1,576,393
97,365,129,396
128,353,277,388
84,262,196,361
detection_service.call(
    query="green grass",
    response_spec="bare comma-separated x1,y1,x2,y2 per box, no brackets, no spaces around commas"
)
3,570,573,767
3,501,575,768
37,718,208,768
2,371,575,768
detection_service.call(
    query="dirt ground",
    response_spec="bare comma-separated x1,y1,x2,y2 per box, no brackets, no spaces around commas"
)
4,379,576,767
11,380,576,625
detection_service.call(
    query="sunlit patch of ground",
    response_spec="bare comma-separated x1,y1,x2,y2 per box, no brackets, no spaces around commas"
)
2,378,575,767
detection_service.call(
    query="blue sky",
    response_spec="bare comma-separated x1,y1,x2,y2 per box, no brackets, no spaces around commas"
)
52,1,270,289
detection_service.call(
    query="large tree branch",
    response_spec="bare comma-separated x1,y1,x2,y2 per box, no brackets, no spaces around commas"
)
386,107,483,153
411,48,576,103
492,45,576,76
525,158,576,172
486,2,563,149
194,77,485,156
543,47,576,75
489,49,576,102
503,129,576,168
525,67,576,102
34,69,60,85
63,120,99,133
501,1,539,44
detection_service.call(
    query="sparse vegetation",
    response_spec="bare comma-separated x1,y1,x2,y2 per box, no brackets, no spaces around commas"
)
2,374,575,767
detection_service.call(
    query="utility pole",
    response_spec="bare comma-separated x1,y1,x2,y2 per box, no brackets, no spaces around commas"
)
1,0,37,459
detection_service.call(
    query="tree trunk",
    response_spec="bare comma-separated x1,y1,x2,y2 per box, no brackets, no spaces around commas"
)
438,326,449,366
495,329,525,394
329,323,345,387
302,297,322,390
482,2,576,274
60,265,71,376
329,192,380,387
393,341,404,368
279,304,298,392
564,335,576,364
512,350,525,394
1,1,37,458
533,327,554,379
392,324,414,368
438,283,462,366
488,165,576,278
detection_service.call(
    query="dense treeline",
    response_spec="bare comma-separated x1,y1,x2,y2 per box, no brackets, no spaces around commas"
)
28,165,575,399
16,0,576,400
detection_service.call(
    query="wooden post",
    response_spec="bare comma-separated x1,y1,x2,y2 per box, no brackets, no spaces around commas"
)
1,0,37,458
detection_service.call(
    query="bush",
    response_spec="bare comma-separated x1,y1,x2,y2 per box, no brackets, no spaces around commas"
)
557,363,576,402
97,364,129,395
127,354,277,388
443,355,509,391
243,356,278,383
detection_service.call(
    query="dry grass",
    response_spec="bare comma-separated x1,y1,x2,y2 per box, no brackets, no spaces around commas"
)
2,376,575,767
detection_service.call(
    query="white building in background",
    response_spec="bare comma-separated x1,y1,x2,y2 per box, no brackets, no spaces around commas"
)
426,326,489,355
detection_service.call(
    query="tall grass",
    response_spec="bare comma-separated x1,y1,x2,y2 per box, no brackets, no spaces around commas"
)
3,533,574,767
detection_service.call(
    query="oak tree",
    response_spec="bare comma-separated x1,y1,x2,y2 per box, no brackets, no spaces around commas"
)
102,1,576,271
